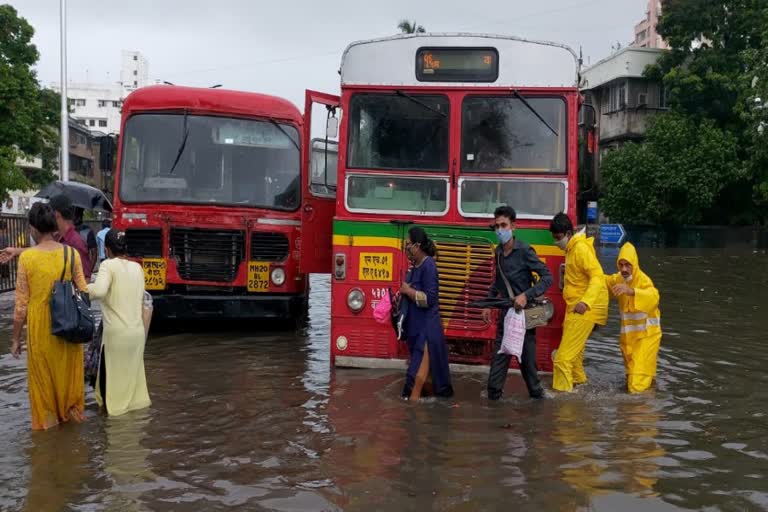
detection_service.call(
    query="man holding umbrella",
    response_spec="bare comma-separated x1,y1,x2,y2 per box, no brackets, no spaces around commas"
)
1,195,93,279
482,206,553,400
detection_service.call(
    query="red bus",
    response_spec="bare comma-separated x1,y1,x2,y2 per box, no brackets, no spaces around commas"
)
301,34,586,372
114,85,321,319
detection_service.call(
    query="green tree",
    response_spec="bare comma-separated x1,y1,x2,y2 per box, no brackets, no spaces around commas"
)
0,4,59,199
638,1,768,223
600,112,742,225
397,20,426,34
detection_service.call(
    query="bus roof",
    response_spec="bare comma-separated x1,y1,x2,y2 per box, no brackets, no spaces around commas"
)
340,33,580,89
121,85,303,125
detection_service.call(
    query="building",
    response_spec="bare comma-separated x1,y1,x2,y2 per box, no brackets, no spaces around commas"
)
579,46,666,201
632,0,670,50
51,51,151,135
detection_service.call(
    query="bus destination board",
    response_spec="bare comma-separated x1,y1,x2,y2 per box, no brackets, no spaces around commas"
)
416,47,499,82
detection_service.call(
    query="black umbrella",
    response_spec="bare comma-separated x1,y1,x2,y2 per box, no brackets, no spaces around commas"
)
35,180,112,212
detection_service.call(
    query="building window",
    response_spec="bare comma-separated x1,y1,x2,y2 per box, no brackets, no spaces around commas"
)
99,120,107,127
134,81,138,87
71,98,86,107
112,100,120,108
98,100,107,108
133,55,138,61
659,85,668,109
89,120,96,127
133,70,137,76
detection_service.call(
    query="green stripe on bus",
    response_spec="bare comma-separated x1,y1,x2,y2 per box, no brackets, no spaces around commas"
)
332,219,556,245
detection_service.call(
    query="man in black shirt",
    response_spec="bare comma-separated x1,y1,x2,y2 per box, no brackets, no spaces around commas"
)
483,206,553,400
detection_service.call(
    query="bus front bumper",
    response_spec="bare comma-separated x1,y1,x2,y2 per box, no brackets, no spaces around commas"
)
150,294,306,319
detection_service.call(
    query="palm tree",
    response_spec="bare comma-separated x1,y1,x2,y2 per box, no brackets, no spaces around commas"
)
397,20,426,34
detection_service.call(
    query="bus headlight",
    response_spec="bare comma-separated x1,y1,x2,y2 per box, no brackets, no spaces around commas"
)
347,288,365,313
271,268,286,286
336,336,348,351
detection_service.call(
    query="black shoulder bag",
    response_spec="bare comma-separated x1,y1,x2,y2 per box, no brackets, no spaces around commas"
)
50,246,95,343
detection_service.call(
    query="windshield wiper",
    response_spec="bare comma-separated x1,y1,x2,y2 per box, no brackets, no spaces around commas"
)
396,90,447,118
511,89,559,137
269,120,300,152
169,110,189,175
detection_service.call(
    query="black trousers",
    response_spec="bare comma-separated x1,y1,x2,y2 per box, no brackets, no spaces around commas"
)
487,316,543,399
99,346,107,414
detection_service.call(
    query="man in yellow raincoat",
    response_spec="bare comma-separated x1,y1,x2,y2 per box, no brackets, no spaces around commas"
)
605,242,662,393
549,213,608,392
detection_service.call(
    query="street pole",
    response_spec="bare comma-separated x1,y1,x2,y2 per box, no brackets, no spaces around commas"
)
59,0,69,182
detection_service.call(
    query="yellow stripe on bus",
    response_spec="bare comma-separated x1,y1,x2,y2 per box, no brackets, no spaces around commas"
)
332,234,563,257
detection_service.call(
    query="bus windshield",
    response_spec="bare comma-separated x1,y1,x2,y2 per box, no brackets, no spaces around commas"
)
461,96,566,173
119,114,301,210
347,93,449,172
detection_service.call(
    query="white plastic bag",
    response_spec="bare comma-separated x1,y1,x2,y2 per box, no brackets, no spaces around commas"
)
499,308,526,359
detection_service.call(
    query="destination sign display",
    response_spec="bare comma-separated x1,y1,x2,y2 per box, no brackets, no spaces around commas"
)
416,47,498,82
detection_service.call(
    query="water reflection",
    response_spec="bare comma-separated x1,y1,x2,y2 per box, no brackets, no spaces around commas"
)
23,426,89,512
0,256,767,510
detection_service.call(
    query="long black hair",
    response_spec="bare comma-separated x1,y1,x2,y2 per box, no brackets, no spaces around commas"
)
408,226,437,258
105,229,127,256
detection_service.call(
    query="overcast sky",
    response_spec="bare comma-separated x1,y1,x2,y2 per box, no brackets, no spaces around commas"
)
9,0,646,114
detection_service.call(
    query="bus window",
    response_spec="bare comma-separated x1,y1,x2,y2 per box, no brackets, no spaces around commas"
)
459,178,567,219
310,139,338,197
119,114,300,210
347,94,449,172
346,175,448,215
461,96,566,173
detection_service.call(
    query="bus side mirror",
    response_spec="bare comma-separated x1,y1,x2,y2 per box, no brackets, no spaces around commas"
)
326,116,339,139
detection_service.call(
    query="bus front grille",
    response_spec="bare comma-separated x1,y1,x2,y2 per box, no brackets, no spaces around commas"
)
434,238,495,331
250,232,289,261
170,228,245,283
125,229,163,259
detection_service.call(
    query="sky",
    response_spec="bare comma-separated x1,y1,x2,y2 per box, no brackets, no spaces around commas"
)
8,0,647,117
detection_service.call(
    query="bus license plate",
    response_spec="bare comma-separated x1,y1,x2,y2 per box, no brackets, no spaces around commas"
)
143,258,167,290
248,262,270,292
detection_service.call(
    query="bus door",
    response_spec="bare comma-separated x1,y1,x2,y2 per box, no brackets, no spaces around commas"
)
300,90,341,274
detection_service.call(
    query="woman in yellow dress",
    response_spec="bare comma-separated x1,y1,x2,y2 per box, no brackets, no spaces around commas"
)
87,229,150,416
11,203,88,430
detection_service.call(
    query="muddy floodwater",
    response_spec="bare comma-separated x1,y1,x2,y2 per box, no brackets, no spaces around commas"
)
1,248,767,511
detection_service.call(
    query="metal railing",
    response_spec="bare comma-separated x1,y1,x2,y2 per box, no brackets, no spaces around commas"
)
0,215,30,293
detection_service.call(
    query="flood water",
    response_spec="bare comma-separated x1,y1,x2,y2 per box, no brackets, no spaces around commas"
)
1,248,768,511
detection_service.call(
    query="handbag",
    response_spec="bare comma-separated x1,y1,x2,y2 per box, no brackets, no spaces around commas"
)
84,320,103,388
496,253,554,329
50,246,95,343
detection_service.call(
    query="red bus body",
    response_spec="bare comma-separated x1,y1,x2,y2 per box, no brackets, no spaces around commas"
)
113,85,309,319
301,35,583,372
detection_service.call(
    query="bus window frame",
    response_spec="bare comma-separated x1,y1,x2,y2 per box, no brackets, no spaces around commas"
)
345,92,451,173
344,173,451,217
459,94,568,175
457,176,569,221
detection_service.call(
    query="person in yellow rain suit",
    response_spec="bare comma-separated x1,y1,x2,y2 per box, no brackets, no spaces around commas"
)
605,242,662,393
549,213,608,392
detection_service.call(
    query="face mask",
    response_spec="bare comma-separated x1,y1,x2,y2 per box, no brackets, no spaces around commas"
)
496,229,513,245
555,236,569,250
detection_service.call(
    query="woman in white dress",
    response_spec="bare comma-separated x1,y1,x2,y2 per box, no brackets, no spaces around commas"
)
87,229,151,416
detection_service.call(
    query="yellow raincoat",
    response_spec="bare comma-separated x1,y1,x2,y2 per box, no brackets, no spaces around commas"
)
606,243,661,393
553,231,609,392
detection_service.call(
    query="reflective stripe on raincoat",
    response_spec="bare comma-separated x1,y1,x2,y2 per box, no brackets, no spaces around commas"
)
563,231,608,326
606,242,662,393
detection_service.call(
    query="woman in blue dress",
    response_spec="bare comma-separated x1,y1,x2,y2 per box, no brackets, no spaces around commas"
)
399,227,454,400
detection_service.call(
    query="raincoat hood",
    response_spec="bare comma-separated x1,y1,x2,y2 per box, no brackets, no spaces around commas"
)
617,242,641,284
566,229,594,253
